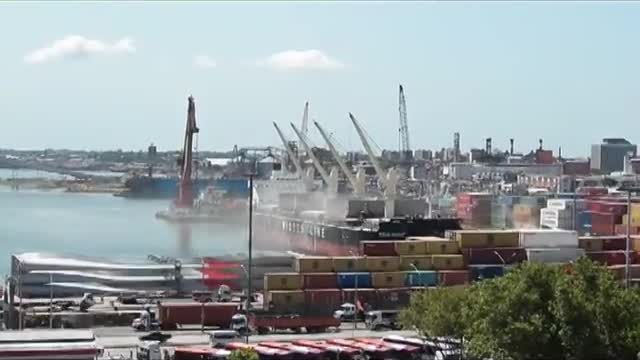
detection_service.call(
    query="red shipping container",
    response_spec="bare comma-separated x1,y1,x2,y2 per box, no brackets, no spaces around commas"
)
303,273,338,289
462,248,527,265
438,270,470,286
586,251,639,266
304,289,342,315
377,288,411,310
590,212,620,236
361,241,397,256
341,288,378,308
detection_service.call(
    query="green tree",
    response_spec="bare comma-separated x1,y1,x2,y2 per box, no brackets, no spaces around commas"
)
228,348,258,360
400,285,467,339
403,258,640,360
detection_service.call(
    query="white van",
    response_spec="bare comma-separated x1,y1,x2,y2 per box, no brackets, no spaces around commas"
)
136,341,162,360
209,330,242,348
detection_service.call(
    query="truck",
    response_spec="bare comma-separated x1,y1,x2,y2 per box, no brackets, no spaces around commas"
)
131,302,239,331
231,311,341,335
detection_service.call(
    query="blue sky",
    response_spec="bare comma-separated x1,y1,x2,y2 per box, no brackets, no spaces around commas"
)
0,1,638,157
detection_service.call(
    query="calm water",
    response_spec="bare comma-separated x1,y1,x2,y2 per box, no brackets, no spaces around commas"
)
0,187,249,276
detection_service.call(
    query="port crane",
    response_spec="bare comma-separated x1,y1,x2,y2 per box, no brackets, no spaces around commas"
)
290,123,338,195
398,84,411,161
313,120,366,195
176,96,200,208
349,112,399,216
301,101,310,136
272,122,315,191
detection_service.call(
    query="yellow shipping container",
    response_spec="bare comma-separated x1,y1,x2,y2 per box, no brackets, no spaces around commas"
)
454,231,489,248
394,240,427,255
631,238,640,252
366,256,401,272
432,255,465,270
266,290,304,309
579,237,604,252
371,272,406,288
332,256,367,272
623,205,640,227
295,256,333,273
263,273,302,291
486,231,520,248
425,240,460,254
400,255,433,270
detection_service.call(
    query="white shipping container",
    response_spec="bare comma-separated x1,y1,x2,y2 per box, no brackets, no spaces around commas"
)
547,199,572,210
540,208,572,219
540,218,573,231
519,229,579,248
526,248,585,264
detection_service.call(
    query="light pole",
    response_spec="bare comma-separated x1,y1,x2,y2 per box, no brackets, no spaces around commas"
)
245,172,255,342
618,187,639,288
49,272,53,329
348,250,358,335
239,264,250,344
408,263,425,290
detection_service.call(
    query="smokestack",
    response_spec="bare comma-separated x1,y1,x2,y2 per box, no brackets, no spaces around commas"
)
486,138,492,154
509,139,514,156
558,147,562,160
453,132,460,162
539,139,543,151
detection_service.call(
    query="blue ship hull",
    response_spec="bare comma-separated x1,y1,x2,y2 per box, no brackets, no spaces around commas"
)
117,176,249,199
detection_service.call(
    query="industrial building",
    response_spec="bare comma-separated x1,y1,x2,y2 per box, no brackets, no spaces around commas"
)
590,138,637,174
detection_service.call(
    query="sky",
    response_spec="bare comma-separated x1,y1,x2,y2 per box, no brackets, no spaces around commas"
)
0,1,638,157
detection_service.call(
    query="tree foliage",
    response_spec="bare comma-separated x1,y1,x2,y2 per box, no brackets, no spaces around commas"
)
401,257,640,360
228,348,259,360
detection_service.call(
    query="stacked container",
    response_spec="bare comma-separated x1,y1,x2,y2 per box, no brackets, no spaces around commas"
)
455,229,523,282
540,198,580,230
520,229,584,264
456,192,493,228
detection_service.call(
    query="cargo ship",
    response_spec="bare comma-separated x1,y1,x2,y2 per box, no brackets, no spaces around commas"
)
116,175,250,199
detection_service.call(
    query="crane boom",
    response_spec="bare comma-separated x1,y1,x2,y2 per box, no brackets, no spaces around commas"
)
349,112,388,188
313,120,363,194
273,122,304,175
398,84,410,158
290,123,331,185
301,101,309,135
176,96,200,208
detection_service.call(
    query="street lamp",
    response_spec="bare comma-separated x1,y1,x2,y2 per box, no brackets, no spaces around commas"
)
617,186,640,288
245,172,256,343
239,264,250,344
348,250,359,335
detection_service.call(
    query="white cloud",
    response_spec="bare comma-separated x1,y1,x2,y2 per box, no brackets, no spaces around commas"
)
24,35,135,64
193,55,217,69
259,49,345,70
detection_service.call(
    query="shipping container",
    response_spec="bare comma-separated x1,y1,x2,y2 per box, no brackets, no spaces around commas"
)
461,248,527,265
366,256,401,272
361,241,397,256
266,290,305,313
519,229,579,248
376,288,411,309
526,248,585,264
263,273,302,291
586,251,637,266
615,224,640,236
295,257,333,273
341,288,378,308
157,302,239,330
454,230,489,248
399,255,433,270
336,272,371,289
590,212,621,236
302,273,338,289
487,231,520,248
601,236,627,251
578,211,593,235
469,265,505,281
371,272,406,288
304,289,342,315
437,270,469,286
578,237,604,252
331,256,367,272
404,271,438,287
432,254,465,270
424,239,460,254
394,240,427,255
607,265,640,280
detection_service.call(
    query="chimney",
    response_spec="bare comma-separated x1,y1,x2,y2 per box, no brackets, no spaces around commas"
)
558,147,562,160
539,139,543,151
486,138,492,154
509,138,514,156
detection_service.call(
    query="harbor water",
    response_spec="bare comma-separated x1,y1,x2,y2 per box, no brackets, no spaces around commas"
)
0,185,249,276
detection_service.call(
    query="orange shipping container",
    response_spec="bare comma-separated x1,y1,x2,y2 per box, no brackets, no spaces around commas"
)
394,240,427,255
432,255,465,270
295,256,333,273
332,256,367,272
264,273,302,291
366,256,401,272
400,255,433,270
486,231,520,248
371,272,406,288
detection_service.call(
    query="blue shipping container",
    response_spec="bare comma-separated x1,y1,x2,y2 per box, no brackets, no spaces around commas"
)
405,271,438,287
578,211,593,235
337,272,371,289
469,265,505,282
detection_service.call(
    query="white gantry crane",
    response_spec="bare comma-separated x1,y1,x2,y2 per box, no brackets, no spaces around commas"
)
349,112,399,217
313,120,366,195
272,122,315,191
290,123,338,195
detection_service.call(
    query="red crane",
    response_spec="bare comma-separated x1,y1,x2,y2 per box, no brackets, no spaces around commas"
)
176,96,200,208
